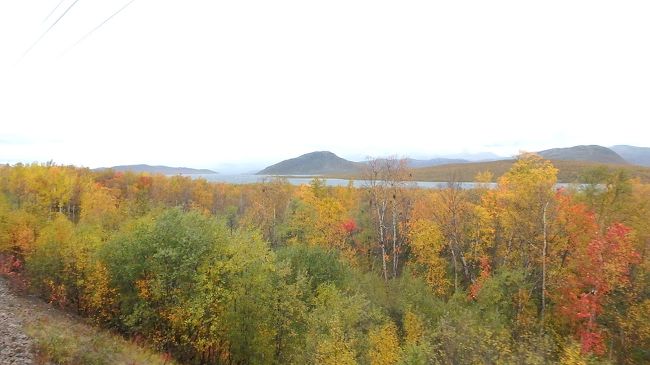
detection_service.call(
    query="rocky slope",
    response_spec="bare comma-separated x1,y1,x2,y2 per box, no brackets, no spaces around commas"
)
0,278,34,365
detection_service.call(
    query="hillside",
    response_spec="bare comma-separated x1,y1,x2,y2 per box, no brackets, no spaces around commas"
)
610,145,650,167
407,159,650,183
96,164,217,175
537,145,626,164
0,277,175,365
257,151,361,175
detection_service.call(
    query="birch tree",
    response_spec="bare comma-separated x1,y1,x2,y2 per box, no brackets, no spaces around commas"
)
363,157,411,280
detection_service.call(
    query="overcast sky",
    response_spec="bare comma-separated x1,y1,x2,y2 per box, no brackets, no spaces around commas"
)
1,1,649,171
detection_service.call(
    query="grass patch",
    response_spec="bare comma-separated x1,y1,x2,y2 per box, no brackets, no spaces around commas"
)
25,316,175,365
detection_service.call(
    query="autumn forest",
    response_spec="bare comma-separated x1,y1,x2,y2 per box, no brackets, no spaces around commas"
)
0,154,648,364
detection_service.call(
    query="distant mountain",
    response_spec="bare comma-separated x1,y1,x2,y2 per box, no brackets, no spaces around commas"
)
257,151,361,175
360,157,469,169
610,145,650,167
96,164,217,175
441,152,506,161
406,158,469,168
537,145,627,164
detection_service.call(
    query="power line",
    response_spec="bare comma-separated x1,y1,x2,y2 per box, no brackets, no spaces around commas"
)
64,0,137,55
22,0,81,60
42,0,66,24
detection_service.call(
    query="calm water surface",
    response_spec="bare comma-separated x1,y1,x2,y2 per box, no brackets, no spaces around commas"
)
184,174,497,189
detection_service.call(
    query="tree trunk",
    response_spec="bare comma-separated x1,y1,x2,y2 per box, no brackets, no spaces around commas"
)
541,201,549,336
392,202,398,279
449,241,458,292
381,244,388,281
376,202,388,281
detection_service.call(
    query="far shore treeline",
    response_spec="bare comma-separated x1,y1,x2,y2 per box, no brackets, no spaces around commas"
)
0,154,648,364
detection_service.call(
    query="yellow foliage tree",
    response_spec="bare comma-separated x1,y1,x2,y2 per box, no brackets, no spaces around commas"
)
288,182,351,254
408,219,449,295
403,310,425,346
559,341,588,365
315,324,357,365
368,321,400,365
80,183,120,232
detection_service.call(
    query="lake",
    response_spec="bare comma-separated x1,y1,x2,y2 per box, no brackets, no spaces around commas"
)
184,174,496,189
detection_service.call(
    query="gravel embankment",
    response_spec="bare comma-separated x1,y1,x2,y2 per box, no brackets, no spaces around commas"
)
0,277,34,365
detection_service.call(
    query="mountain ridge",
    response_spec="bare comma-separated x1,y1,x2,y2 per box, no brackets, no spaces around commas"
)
257,152,478,175
257,151,362,175
537,145,627,164
257,145,650,176
95,164,217,175
610,145,650,167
